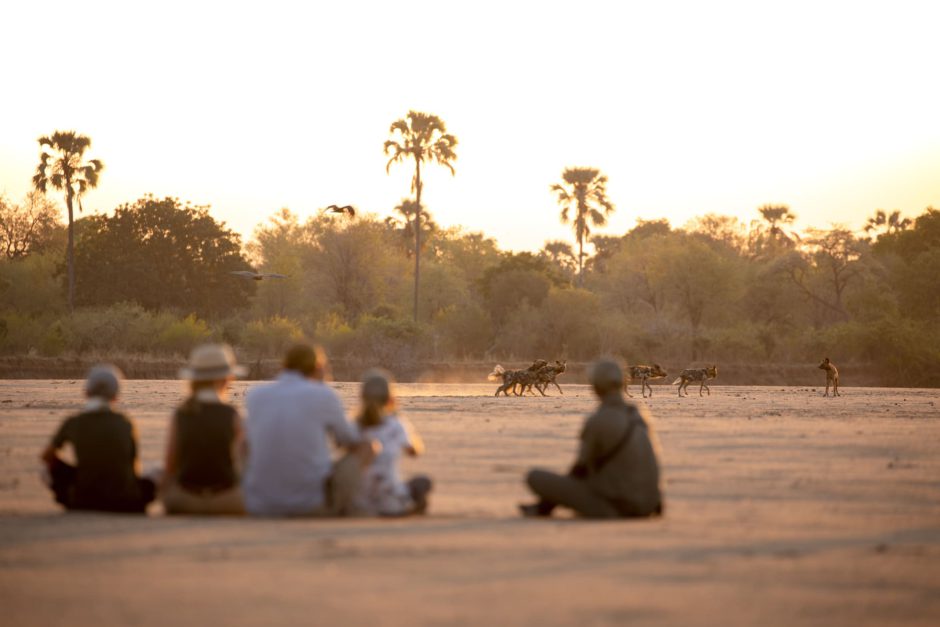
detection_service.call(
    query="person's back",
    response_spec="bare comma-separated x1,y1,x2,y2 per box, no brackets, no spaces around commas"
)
58,406,143,511
579,397,662,516
520,359,664,519
41,365,155,514
351,369,432,516
242,345,360,517
174,400,238,493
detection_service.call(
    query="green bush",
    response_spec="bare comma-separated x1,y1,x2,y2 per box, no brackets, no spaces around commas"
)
157,314,213,356
241,316,304,358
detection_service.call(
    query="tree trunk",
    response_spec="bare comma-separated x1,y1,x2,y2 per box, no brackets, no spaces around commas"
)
577,233,584,288
413,158,422,323
65,184,75,312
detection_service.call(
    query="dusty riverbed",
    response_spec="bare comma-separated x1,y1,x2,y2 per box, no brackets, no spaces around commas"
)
1,380,939,626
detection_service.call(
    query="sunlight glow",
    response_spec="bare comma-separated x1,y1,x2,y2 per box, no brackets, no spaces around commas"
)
1,0,938,251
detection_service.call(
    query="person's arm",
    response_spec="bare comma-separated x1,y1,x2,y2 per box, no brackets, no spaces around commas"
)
569,417,598,478
163,414,180,487
128,418,143,476
324,390,361,449
231,410,245,474
399,417,424,457
40,419,71,467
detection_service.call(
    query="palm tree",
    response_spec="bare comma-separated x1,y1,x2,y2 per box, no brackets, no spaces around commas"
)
32,131,104,311
865,209,911,239
384,111,457,322
757,204,798,247
385,198,437,259
551,167,615,286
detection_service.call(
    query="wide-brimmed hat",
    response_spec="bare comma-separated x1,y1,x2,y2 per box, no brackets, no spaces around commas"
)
179,344,247,381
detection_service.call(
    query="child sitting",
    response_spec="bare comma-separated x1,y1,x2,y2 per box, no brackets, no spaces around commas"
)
353,369,432,516
40,365,156,513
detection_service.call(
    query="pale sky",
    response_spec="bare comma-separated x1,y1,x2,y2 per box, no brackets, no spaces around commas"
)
2,0,938,252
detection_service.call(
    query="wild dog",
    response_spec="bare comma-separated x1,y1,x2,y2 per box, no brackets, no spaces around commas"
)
516,359,553,396
488,364,520,397
625,364,668,398
672,365,718,397
522,360,567,396
818,357,840,397
536,360,567,395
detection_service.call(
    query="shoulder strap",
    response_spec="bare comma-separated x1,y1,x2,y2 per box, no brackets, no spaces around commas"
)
594,413,638,471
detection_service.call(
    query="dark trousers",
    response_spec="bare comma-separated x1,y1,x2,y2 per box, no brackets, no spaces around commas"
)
526,469,660,519
49,458,156,514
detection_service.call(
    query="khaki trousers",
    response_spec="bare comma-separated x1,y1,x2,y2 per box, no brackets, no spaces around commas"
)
162,481,245,516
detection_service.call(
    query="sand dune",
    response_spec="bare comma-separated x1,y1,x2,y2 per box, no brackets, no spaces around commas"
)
1,380,939,626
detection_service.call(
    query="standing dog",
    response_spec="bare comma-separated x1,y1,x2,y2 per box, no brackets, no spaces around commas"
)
818,357,840,397
672,365,718,397
624,364,668,398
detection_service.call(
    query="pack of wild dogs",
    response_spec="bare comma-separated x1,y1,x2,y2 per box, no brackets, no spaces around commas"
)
488,357,841,398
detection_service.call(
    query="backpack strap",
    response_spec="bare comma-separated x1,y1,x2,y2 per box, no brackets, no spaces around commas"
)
594,412,638,471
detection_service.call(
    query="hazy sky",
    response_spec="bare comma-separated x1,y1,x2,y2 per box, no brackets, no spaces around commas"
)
2,1,938,252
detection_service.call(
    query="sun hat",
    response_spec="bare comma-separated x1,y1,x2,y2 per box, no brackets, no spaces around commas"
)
361,368,393,404
85,364,124,400
589,359,623,391
179,344,247,381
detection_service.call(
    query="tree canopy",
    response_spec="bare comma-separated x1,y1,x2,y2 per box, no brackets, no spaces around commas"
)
73,196,253,316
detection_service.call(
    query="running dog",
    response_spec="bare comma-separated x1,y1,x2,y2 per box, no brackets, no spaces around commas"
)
672,365,718,397
625,364,668,398
522,360,567,396
818,357,840,397
488,364,520,397
489,360,565,396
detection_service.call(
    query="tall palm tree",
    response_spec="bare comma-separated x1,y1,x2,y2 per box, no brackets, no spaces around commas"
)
757,204,798,247
865,209,911,239
551,167,615,286
386,198,437,259
32,131,104,311
384,111,457,322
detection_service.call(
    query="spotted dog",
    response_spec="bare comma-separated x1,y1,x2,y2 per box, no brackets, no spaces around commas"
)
625,364,668,398
672,365,719,397
536,360,567,395
488,364,519,397
818,357,840,397
489,360,564,397
520,360,568,396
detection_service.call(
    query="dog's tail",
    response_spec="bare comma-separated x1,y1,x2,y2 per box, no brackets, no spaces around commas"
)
671,377,682,385
487,365,506,381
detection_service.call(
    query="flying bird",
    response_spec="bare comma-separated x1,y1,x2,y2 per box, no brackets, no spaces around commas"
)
322,204,356,217
230,271,289,281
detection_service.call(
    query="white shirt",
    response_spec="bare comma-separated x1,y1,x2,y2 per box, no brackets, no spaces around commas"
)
353,415,418,516
242,371,358,515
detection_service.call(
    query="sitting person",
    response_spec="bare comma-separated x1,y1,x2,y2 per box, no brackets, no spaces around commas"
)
40,365,156,513
352,369,432,516
162,344,246,515
242,343,373,517
520,359,663,519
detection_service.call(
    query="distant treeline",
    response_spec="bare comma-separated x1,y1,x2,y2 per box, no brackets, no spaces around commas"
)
1,194,938,386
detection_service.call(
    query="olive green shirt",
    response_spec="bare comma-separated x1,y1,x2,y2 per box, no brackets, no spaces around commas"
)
576,393,663,515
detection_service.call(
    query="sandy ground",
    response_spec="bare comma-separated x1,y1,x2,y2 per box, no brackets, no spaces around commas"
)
1,379,939,627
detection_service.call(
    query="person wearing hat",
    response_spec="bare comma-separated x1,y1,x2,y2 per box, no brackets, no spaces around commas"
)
242,343,372,517
519,359,664,519
352,369,432,516
162,344,246,515
40,364,156,513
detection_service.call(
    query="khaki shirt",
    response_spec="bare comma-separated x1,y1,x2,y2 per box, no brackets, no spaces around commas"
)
576,393,663,515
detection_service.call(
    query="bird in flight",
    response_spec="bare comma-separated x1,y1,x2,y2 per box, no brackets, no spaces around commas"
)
322,204,356,217
230,271,289,281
